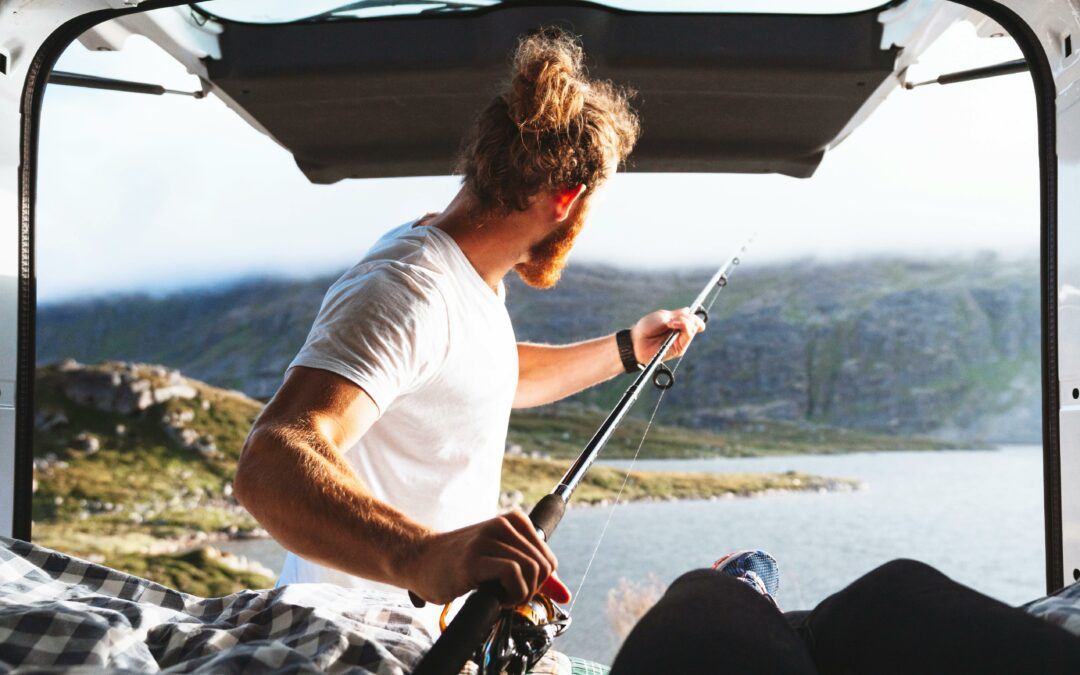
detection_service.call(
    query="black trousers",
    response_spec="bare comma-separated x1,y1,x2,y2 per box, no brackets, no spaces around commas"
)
610,559,1080,675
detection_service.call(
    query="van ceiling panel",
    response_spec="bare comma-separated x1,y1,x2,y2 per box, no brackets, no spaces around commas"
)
203,2,900,183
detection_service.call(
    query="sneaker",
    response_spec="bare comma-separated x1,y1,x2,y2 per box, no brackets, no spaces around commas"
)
712,550,780,608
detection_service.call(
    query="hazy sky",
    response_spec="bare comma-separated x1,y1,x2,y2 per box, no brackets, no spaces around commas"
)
35,6,1036,302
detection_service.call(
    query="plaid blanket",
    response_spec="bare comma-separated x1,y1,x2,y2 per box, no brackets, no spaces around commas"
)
1025,579,1080,638
0,537,608,674
0,536,433,673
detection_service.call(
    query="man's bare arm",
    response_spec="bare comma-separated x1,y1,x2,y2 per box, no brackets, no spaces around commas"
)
513,308,706,408
514,337,623,409
234,366,429,586
235,366,561,605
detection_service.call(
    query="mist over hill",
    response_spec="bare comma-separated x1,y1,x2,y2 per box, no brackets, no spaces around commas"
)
37,256,1041,443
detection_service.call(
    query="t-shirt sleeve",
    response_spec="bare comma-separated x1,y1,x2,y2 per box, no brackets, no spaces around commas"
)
288,265,450,414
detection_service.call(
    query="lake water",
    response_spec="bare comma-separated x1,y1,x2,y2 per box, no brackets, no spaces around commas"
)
220,446,1046,664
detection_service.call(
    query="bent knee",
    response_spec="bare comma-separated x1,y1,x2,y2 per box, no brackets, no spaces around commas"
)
858,558,948,589
877,558,939,576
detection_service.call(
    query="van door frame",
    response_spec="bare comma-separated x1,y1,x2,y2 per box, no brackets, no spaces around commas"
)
3,0,1070,592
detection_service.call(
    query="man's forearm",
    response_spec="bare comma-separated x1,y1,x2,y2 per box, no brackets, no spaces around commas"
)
234,422,431,587
514,336,624,408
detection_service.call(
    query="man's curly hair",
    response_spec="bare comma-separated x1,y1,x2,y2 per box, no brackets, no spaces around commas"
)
456,27,641,213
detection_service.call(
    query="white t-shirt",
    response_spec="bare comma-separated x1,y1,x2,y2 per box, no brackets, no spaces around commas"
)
276,220,518,622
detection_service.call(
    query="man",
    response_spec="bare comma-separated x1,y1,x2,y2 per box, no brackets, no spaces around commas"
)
233,28,704,623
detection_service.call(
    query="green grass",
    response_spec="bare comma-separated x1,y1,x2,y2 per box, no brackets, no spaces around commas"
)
32,364,269,594
33,365,260,521
501,455,858,506
104,548,274,597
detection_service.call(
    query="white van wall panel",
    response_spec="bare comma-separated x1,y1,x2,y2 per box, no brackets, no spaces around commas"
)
1059,108,1080,377
0,409,12,533
1057,94,1080,378
0,56,17,540
0,275,15,410
1062,410,1080,579
0,271,15,540
0,2,32,542
1060,94,1080,580
1060,82,1080,574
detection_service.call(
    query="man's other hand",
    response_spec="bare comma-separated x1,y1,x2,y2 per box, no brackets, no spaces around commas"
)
406,510,569,607
630,307,707,364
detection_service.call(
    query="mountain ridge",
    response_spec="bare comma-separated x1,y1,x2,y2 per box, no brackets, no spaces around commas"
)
37,256,1041,443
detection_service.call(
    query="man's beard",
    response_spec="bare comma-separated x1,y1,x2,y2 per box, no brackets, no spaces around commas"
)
514,208,587,289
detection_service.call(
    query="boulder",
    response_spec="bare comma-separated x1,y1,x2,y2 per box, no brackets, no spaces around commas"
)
58,361,197,415
162,409,195,426
70,432,100,456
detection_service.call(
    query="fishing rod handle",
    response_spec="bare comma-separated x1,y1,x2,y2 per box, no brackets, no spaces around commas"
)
530,493,567,541
410,495,567,674
408,494,565,606
411,581,503,675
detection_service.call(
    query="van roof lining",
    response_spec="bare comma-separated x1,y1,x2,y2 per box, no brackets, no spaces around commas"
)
203,1,900,183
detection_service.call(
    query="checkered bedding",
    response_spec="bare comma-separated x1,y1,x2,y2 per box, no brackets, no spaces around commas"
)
0,537,608,674
10,535,1080,672
0,536,435,673
1025,579,1080,638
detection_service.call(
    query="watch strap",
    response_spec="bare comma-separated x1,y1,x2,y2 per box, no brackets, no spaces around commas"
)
616,329,642,374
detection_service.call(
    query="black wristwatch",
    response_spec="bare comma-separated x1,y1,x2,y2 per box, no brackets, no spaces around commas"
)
616,329,642,374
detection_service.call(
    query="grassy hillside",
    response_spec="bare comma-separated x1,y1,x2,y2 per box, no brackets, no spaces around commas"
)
508,405,955,460
33,364,261,538
33,362,272,593
32,361,881,595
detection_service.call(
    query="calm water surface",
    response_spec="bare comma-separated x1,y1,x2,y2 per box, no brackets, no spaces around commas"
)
221,446,1045,664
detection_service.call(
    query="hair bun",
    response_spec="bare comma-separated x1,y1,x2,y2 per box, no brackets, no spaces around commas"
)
507,28,587,132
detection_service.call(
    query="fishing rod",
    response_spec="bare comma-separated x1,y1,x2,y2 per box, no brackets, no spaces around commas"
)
412,239,753,675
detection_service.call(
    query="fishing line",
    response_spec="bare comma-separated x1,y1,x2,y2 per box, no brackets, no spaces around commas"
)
568,383,668,612
568,308,707,611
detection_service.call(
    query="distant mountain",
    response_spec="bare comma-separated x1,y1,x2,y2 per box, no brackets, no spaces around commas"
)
38,256,1041,443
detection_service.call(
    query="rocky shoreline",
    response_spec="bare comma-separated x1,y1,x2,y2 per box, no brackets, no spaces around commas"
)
87,475,863,557
500,455,862,510
497,475,863,513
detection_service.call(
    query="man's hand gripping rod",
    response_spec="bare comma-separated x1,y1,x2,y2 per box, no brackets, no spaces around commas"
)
411,239,752,675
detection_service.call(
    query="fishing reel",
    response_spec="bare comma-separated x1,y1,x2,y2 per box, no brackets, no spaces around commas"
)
443,593,570,675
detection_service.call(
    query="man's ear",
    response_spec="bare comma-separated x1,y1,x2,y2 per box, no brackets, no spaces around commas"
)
553,184,587,222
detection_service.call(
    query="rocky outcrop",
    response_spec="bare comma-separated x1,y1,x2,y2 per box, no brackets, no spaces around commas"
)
57,359,196,415
161,408,219,458
47,360,218,458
